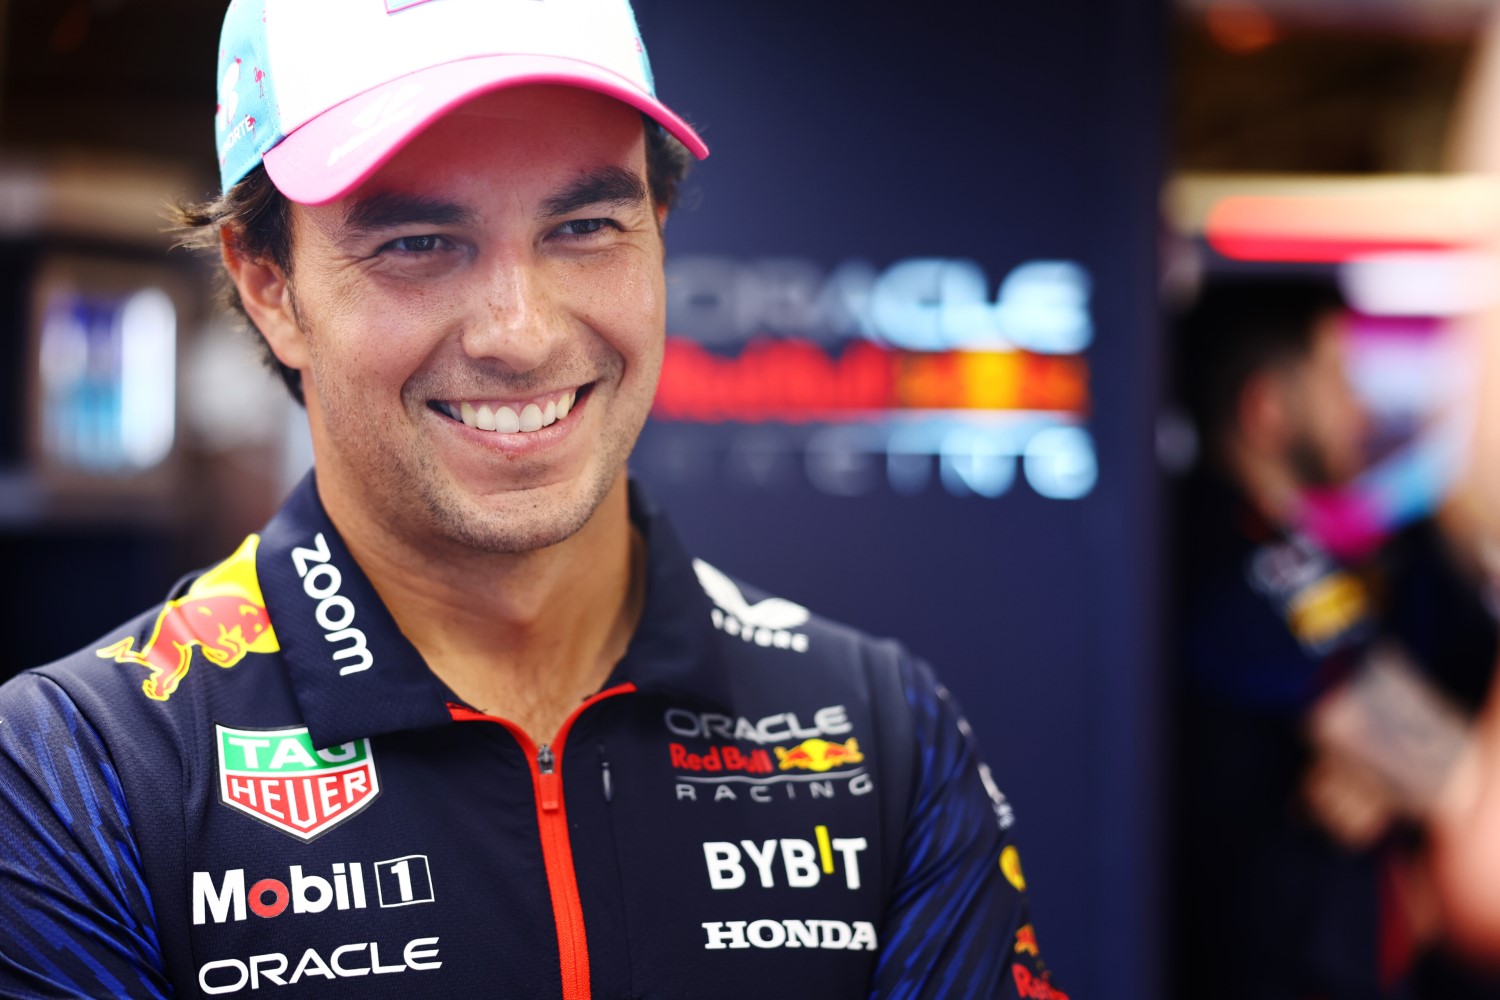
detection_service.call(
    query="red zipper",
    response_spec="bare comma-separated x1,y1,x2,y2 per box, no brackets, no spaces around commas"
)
447,682,637,1000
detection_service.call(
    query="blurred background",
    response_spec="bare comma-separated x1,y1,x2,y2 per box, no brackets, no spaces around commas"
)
13,0,1500,997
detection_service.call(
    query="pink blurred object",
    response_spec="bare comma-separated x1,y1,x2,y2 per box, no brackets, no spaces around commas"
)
1298,487,1389,562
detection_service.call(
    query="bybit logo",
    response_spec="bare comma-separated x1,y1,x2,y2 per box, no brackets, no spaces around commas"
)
703,824,868,891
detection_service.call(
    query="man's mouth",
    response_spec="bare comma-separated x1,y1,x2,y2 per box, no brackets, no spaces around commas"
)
429,385,590,434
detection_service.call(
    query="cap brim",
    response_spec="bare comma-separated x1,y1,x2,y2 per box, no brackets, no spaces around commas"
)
262,52,709,205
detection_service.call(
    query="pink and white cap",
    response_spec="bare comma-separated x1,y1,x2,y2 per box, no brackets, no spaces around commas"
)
215,0,709,205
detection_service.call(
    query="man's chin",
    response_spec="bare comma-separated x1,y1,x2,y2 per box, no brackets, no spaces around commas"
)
425,475,617,556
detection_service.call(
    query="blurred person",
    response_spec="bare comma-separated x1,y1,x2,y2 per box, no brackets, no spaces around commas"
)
1429,642,1500,959
1171,279,1499,1000
0,2,1061,998
1423,269,1500,954
1408,0,1500,963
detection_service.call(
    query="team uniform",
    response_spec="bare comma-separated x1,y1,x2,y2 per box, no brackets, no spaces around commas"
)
0,476,1059,999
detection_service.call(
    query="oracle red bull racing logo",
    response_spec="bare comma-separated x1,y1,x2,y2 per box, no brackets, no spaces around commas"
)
97,535,279,700
217,725,380,841
668,705,874,803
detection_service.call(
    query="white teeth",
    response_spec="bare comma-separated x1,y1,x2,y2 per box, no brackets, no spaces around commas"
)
451,389,578,434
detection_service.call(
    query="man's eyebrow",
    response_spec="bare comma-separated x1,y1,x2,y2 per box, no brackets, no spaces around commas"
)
339,192,477,237
540,166,649,218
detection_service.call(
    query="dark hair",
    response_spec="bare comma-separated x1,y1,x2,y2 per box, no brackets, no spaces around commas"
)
1173,278,1345,450
171,118,693,405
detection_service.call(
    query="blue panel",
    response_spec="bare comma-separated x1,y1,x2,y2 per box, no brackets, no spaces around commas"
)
633,2,1166,997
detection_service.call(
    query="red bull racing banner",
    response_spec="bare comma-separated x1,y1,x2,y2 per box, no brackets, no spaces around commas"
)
216,725,380,841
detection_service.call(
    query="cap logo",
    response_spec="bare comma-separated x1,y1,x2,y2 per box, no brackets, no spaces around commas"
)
217,58,242,133
327,82,423,167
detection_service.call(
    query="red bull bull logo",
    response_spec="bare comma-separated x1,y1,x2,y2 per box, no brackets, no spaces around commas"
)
774,737,863,773
97,535,279,701
1015,923,1039,957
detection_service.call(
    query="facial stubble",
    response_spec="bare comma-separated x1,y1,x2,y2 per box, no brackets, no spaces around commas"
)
291,283,654,557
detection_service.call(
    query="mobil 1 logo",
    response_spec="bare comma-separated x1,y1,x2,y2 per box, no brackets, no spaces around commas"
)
375,855,435,907
217,725,380,841
193,855,435,926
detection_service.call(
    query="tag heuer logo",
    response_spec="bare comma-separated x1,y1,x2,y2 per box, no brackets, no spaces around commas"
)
216,725,380,841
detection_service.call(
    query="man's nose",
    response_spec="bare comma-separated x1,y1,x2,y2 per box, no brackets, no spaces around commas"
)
460,255,566,371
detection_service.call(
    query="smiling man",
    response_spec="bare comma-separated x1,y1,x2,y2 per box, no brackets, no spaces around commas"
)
0,2,1058,998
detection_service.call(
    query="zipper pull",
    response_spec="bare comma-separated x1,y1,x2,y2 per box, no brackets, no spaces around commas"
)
537,744,560,812
599,745,613,803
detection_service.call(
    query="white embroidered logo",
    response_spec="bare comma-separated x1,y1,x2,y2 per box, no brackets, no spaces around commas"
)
217,59,242,134
693,560,811,653
327,83,423,167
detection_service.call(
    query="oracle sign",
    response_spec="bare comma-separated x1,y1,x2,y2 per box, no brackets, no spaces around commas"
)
650,255,1097,501
665,256,1093,354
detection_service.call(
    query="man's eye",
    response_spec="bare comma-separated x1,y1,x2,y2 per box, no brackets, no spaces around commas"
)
558,218,616,237
386,235,444,253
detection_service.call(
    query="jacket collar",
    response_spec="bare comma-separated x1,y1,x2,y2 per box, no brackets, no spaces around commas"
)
255,474,728,749
611,481,730,708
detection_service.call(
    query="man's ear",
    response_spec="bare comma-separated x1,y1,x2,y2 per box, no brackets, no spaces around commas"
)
220,225,309,370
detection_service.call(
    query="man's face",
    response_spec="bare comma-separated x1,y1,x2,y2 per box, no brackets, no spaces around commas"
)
276,86,666,554
1280,312,1370,489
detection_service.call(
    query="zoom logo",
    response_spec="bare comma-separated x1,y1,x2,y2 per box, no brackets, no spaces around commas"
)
291,533,373,675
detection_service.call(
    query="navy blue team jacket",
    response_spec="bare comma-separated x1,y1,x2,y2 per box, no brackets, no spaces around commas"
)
0,476,1061,999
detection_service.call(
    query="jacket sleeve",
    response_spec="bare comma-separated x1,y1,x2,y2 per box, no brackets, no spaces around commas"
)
866,656,1067,1000
0,672,170,999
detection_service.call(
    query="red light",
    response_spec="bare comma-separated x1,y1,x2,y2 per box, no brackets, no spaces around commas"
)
653,338,1091,422
1204,2,1279,55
